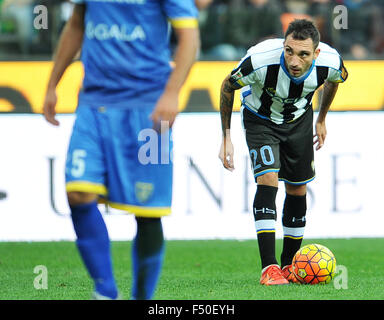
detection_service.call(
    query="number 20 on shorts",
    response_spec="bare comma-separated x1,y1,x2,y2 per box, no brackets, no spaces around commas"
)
249,146,275,170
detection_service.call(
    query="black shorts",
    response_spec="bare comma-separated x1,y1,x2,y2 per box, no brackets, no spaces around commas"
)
241,106,315,185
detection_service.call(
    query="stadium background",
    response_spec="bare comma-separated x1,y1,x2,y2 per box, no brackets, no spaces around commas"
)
0,0,384,301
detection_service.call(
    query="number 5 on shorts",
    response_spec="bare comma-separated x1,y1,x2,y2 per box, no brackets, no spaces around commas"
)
71,149,87,178
250,145,275,170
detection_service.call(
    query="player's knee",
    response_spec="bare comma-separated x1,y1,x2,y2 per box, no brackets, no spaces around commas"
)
256,172,278,187
67,191,98,207
135,217,161,224
285,183,307,196
135,217,162,232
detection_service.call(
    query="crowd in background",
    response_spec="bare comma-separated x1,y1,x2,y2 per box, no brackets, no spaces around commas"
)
0,0,383,60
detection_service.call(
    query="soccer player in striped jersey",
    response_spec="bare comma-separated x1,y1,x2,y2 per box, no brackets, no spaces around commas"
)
43,0,199,299
219,19,348,285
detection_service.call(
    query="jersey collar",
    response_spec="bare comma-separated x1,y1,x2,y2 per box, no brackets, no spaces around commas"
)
280,52,315,84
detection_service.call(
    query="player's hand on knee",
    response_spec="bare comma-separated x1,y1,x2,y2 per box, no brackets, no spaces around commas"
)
43,88,59,126
314,120,327,151
150,91,179,131
219,138,235,171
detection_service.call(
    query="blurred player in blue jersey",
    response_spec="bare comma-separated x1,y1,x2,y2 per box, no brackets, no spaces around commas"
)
43,0,199,299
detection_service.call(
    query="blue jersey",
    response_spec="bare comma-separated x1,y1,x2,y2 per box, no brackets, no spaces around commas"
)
71,0,198,108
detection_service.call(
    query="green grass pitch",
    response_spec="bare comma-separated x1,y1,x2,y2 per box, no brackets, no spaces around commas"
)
0,238,383,300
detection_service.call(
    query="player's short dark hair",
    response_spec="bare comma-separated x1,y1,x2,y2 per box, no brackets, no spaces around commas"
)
285,19,320,49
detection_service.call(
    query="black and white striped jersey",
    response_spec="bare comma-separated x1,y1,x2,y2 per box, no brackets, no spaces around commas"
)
229,38,348,124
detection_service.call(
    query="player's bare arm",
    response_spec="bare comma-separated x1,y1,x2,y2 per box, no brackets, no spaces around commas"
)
43,4,85,126
219,74,239,171
151,26,200,129
314,80,339,150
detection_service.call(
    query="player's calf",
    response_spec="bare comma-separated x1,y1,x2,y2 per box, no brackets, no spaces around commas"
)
68,192,118,300
253,184,279,269
281,192,307,268
132,217,165,300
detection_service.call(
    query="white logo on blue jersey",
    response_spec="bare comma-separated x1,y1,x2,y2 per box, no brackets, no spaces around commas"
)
76,0,198,106
86,21,146,42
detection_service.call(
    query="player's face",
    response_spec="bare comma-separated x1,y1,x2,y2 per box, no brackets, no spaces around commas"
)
283,34,320,77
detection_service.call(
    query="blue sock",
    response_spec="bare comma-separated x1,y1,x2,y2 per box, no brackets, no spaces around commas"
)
131,218,165,300
70,201,118,299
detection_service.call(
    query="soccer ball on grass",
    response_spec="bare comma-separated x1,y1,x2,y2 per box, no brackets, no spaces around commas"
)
292,243,336,284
